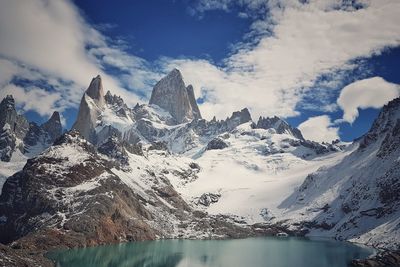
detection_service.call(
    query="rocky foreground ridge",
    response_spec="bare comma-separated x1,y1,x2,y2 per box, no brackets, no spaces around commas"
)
0,69,399,266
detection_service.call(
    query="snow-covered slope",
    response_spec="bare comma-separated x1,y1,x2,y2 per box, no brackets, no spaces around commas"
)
170,122,350,223
275,97,400,249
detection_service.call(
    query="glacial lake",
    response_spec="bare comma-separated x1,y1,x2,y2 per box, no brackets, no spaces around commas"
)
47,237,374,267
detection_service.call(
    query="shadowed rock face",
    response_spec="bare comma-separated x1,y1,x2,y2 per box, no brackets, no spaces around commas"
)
0,95,62,161
186,85,202,120
72,75,105,143
86,75,105,108
41,111,63,143
149,69,201,123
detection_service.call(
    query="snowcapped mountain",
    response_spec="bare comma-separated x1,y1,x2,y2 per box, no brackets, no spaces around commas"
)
149,68,202,123
0,95,62,190
0,130,253,247
0,69,398,264
275,97,400,249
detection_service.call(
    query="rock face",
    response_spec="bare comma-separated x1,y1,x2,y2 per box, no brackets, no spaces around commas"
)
0,95,29,141
72,75,105,143
206,138,228,150
0,95,17,132
0,95,62,161
256,116,304,140
41,112,63,143
186,85,202,120
0,124,16,162
149,69,201,123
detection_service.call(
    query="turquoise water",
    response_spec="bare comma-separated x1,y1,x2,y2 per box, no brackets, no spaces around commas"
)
47,237,374,267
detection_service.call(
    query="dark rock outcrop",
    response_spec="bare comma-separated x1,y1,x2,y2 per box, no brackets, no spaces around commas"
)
98,135,129,168
41,111,63,143
198,193,221,206
206,138,228,150
0,95,62,160
0,124,16,162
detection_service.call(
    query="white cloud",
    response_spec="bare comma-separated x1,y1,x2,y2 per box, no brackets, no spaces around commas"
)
337,77,400,124
1,0,400,128
173,0,400,120
0,0,151,118
298,115,339,142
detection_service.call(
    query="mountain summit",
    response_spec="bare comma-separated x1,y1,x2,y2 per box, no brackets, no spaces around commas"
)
72,75,106,143
149,69,202,123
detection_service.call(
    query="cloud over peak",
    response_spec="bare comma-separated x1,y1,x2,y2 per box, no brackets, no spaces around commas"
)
337,77,400,124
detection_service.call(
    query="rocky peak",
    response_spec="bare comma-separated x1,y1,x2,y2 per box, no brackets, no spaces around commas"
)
230,108,252,124
256,116,304,140
41,111,62,143
0,123,16,162
0,95,17,130
104,90,128,110
360,96,400,155
149,69,200,123
86,75,105,108
186,85,202,120
72,75,106,144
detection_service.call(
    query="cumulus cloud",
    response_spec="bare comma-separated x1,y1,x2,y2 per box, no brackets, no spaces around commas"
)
162,0,400,120
0,0,155,119
298,115,339,143
337,77,400,124
1,0,400,127
0,84,61,117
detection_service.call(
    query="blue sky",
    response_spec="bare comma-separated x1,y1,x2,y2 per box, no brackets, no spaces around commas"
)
0,0,399,142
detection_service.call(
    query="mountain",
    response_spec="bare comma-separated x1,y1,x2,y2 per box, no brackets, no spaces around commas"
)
0,70,399,265
276,96,400,249
0,95,62,162
149,69,202,123
72,75,105,143
0,130,254,252
256,116,304,140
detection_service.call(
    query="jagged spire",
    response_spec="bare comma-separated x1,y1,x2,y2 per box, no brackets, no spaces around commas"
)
186,85,202,120
72,75,106,143
149,69,201,123
41,111,63,142
86,75,105,108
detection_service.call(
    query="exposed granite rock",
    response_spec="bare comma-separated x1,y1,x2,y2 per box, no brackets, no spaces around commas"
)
198,193,221,206
227,108,252,128
186,85,202,120
98,135,129,168
0,95,17,131
41,111,62,143
149,69,199,123
359,97,400,151
206,138,228,150
0,124,16,162
148,141,170,152
72,75,105,143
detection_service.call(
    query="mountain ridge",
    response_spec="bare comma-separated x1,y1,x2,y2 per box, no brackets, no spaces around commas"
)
0,70,399,266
